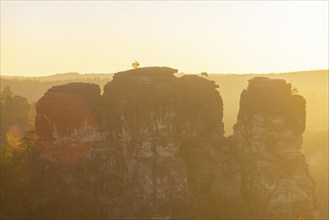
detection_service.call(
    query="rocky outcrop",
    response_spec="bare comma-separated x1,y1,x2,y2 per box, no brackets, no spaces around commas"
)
33,83,102,164
233,77,317,218
36,83,101,140
28,68,316,219
31,67,234,219
102,67,223,137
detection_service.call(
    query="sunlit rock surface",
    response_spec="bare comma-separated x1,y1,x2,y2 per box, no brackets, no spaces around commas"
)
233,77,317,219
29,68,316,219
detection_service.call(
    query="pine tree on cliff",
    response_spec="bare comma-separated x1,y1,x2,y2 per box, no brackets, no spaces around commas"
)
132,61,140,69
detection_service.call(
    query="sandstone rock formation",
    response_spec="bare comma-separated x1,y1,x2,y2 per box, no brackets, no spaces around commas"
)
234,77,317,219
102,67,223,138
27,67,317,219
36,83,101,140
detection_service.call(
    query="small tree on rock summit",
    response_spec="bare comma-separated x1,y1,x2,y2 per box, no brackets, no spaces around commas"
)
132,61,140,69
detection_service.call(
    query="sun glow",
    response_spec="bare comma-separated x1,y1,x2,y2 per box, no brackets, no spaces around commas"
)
0,1,328,76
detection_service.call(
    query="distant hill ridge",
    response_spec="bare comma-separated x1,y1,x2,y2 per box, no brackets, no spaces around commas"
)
1,69,327,80
1,72,114,81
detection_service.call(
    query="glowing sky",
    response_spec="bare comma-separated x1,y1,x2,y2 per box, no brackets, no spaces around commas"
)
1,1,328,76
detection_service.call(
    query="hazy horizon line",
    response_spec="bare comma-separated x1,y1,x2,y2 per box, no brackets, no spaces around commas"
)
1,68,328,78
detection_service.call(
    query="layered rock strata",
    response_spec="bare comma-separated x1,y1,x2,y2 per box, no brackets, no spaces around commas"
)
234,77,317,218
27,68,316,219
35,83,101,140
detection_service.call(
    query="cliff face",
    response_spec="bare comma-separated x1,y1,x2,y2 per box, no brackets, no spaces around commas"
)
36,83,101,139
29,68,316,219
234,77,317,218
102,67,223,137
31,67,236,219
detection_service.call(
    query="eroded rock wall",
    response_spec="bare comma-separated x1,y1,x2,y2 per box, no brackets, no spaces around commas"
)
31,67,233,219
29,68,316,219
35,83,101,140
233,77,317,218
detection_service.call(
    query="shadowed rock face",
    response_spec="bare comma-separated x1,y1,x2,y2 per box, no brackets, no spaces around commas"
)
238,77,306,135
30,69,316,219
36,83,101,139
102,67,223,138
234,77,317,219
